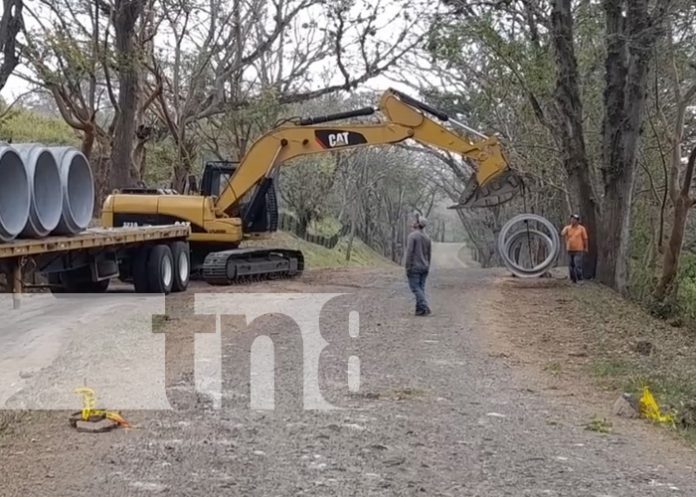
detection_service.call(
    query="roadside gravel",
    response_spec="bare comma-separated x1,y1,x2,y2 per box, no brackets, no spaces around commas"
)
1,265,695,496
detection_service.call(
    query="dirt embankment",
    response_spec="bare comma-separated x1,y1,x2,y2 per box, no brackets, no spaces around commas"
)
486,275,696,446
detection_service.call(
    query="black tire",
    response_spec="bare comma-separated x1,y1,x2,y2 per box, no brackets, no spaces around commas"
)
147,244,174,294
170,241,190,292
132,246,151,293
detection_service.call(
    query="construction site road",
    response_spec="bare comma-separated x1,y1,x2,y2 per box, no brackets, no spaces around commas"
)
1,257,695,496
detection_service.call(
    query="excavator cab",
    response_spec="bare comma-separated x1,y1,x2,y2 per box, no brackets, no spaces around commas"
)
197,160,278,234
199,161,238,197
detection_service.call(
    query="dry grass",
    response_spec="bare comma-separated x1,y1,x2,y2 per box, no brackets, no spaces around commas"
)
494,278,696,444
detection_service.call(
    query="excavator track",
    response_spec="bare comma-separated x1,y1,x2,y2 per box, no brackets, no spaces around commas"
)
202,248,305,285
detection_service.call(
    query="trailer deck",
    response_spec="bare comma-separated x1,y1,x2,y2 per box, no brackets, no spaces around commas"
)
0,224,190,259
0,224,191,306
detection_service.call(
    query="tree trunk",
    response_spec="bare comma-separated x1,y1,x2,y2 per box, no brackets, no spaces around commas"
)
654,146,696,301
110,0,145,190
596,0,663,292
597,173,635,290
654,196,688,301
550,0,601,278
297,212,311,238
0,0,23,92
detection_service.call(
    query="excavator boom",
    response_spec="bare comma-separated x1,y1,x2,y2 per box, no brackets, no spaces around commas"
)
213,88,520,215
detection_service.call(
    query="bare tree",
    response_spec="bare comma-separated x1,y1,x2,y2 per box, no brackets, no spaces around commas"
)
652,16,696,301
654,145,696,301
149,0,426,188
20,0,161,198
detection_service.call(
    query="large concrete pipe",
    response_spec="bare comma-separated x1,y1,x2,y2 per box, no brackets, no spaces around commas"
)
497,213,561,278
49,147,95,235
0,146,31,242
13,144,64,238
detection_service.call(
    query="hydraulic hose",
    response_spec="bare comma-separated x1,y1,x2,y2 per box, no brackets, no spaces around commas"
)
497,214,560,278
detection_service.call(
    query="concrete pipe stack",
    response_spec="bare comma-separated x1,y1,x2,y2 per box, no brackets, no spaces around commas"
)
0,143,95,242
497,213,561,278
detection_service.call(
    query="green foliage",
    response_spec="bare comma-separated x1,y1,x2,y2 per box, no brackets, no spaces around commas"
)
627,204,658,302
676,252,696,323
0,106,78,145
244,231,392,269
585,416,613,434
142,140,180,187
279,154,339,234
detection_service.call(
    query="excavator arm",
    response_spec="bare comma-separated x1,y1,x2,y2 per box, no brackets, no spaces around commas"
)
214,89,520,216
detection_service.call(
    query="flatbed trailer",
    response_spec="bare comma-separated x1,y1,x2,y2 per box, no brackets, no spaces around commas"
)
0,224,192,307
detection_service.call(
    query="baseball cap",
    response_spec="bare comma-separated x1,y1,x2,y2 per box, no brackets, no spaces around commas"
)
571,214,580,219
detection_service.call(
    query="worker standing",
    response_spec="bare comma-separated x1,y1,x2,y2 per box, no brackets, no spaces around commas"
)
404,215,432,316
561,214,588,283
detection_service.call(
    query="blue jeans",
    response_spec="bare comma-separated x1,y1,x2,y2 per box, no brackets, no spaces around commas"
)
568,251,583,282
407,270,429,312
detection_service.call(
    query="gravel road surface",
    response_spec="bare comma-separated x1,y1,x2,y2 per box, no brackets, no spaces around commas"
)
1,249,695,496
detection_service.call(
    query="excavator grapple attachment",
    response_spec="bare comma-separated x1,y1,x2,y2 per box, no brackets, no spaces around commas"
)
450,168,521,209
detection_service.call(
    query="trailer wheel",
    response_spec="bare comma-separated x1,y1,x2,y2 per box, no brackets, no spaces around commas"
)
132,246,151,293
170,241,190,292
147,244,174,294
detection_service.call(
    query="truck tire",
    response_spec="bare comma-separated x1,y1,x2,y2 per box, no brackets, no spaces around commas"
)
132,246,151,293
147,244,174,294
170,241,190,292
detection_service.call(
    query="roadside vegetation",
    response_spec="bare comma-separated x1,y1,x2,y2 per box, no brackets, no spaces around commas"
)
497,279,696,446
245,232,393,269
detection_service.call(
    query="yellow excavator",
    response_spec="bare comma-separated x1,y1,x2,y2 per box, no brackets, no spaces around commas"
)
101,88,520,285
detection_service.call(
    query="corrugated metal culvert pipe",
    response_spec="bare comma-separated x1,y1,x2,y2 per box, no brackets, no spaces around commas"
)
497,213,561,278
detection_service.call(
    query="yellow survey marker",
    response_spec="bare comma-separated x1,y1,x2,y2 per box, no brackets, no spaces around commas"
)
74,387,132,428
639,387,674,425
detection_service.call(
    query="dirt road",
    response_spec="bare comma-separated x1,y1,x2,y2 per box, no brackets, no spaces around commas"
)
430,242,472,269
2,263,696,496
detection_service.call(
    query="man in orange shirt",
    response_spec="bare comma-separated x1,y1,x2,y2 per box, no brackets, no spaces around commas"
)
561,214,588,283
